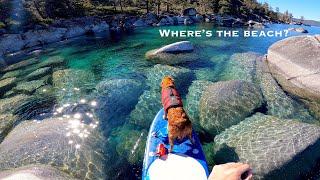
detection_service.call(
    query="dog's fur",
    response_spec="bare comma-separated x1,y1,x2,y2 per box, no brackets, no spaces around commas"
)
161,76,193,152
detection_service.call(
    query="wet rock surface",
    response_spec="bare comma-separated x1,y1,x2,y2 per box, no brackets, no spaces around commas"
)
0,117,106,179
267,35,320,118
214,113,320,179
199,80,263,136
257,57,315,122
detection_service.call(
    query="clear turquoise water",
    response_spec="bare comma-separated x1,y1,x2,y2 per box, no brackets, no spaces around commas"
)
3,23,320,179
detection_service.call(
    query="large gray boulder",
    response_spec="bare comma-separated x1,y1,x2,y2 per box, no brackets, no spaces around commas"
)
182,8,197,16
267,35,320,118
185,80,213,129
256,57,315,121
90,21,109,36
146,41,196,65
199,80,263,136
0,165,75,179
0,117,106,179
154,41,194,54
64,26,87,38
214,113,320,179
133,19,147,27
23,28,68,48
220,52,260,83
144,13,158,25
95,79,144,129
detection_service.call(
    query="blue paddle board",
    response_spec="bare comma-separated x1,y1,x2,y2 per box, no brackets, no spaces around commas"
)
142,109,209,180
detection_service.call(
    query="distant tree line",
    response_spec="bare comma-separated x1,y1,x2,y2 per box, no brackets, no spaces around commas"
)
1,0,295,26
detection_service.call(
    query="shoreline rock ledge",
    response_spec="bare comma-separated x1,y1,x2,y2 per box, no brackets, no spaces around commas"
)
267,35,320,118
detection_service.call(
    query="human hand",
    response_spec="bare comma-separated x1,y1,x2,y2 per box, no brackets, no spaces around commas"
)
208,162,253,180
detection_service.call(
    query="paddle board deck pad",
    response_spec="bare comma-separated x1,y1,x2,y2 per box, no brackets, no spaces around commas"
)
142,109,209,180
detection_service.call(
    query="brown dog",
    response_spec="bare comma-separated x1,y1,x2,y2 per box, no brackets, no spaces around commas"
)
161,76,194,152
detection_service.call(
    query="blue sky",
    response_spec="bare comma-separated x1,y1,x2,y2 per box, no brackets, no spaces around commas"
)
259,0,319,21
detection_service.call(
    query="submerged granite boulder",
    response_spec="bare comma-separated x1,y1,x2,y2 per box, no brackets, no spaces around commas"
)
13,79,46,94
0,77,16,95
0,165,75,179
0,58,39,73
267,35,320,118
13,95,56,120
256,57,315,121
130,90,161,128
53,69,95,104
0,114,18,142
145,41,196,65
110,125,147,165
199,80,263,136
0,117,106,179
185,80,213,129
0,94,29,113
221,52,260,83
95,79,144,130
37,56,65,68
146,64,194,92
214,113,320,179
25,67,52,81
1,69,23,79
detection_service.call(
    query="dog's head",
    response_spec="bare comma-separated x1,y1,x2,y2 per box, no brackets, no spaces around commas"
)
161,76,175,89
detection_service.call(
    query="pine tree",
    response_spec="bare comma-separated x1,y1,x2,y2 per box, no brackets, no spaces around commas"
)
219,0,232,15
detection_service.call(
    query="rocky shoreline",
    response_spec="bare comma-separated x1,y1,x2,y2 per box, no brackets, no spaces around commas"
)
0,7,286,66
